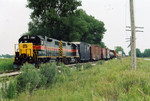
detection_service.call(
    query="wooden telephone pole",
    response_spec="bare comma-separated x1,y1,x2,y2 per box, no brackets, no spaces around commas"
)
130,0,136,70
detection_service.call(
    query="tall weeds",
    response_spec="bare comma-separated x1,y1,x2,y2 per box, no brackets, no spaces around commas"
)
0,58,14,72
14,58,150,101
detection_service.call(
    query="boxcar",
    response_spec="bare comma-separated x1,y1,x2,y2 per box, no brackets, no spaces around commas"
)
91,45,102,60
101,48,106,60
72,42,91,61
106,49,110,59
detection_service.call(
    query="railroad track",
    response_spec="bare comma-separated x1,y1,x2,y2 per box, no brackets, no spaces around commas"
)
0,71,21,78
0,70,18,75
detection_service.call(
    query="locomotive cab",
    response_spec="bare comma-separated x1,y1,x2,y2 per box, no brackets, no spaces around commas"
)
13,35,41,68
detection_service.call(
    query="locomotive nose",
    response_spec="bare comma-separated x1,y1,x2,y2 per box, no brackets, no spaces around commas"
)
19,43,33,57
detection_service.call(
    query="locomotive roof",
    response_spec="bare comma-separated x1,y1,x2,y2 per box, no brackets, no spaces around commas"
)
37,35,44,40
19,35,44,43
71,42,81,44
71,42,91,46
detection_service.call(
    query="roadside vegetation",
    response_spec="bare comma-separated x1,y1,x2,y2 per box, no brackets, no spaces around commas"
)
1,58,150,101
0,58,14,73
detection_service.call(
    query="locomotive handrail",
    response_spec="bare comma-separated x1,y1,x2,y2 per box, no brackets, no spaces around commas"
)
14,44,19,52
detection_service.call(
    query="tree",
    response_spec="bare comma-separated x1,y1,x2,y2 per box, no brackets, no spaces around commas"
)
143,49,150,57
27,0,81,40
26,0,106,47
129,48,142,57
136,48,142,57
0,54,14,58
115,46,125,55
77,10,106,45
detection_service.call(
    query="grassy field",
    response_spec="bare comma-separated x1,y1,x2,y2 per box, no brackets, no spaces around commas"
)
13,57,150,101
0,58,14,73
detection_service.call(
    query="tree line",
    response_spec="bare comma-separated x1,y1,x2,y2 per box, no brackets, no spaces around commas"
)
26,0,106,47
0,54,14,58
115,46,150,57
129,48,150,57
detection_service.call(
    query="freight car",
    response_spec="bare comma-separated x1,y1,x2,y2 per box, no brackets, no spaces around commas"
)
101,48,106,60
71,42,91,62
13,35,79,68
91,45,102,60
106,49,110,60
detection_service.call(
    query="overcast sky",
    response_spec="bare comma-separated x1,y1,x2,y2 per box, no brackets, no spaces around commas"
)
0,0,150,55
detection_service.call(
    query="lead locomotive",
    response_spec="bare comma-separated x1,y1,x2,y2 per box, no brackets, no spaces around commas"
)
14,35,79,68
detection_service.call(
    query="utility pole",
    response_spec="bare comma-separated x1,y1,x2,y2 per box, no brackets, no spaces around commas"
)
130,0,136,70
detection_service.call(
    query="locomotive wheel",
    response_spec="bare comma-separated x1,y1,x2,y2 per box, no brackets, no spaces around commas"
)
63,58,69,65
74,58,79,63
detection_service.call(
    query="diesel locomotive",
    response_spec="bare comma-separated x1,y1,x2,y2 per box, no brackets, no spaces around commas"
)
13,35,117,68
13,35,79,68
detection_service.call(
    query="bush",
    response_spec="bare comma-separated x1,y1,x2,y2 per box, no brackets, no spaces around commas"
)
1,79,17,99
59,63,71,75
75,63,82,71
83,63,93,69
16,63,41,93
54,63,71,83
39,63,57,86
97,60,105,65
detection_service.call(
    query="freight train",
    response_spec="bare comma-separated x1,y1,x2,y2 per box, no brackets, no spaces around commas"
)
13,35,117,68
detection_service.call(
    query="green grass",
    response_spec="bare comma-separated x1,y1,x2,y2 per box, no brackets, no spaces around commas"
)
15,58,150,101
0,58,14,73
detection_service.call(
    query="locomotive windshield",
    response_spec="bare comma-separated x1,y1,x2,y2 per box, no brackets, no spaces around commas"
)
19,35,42,45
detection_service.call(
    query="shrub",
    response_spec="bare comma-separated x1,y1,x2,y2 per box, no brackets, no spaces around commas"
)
83,63,93,69
97,60,105,65
54,63,71,83
75,63,82,71
1,79,17,99
0,91,2,100
16,63,41,93
59,63,71,75
39,63,57,86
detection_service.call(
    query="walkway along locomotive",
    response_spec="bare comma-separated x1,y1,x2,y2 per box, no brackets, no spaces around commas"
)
13,35,117,68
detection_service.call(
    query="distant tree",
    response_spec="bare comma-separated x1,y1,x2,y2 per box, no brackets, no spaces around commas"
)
129,48,142,57
115,46,125,55
26,0,106,47
143,49,150,57
0,54,14,58
136,48,142,57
